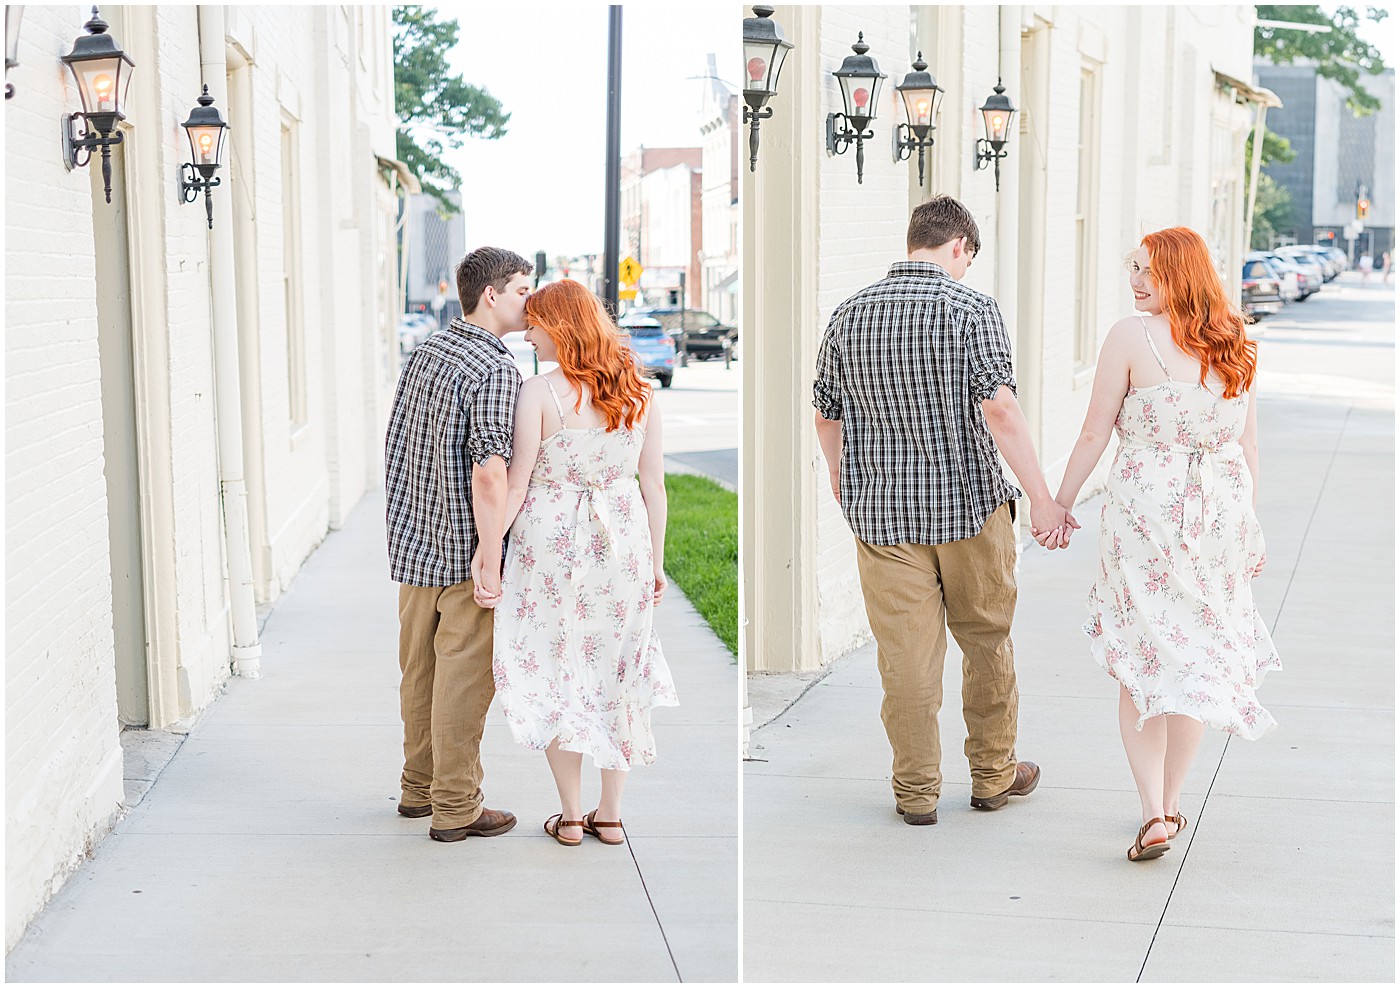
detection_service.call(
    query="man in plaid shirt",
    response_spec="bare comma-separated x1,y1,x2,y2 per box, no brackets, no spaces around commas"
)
814,195,1077,826
385,246,531,842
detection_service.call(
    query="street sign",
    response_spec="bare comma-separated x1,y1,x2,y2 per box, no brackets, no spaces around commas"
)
619,288,638,301
619,256,642,285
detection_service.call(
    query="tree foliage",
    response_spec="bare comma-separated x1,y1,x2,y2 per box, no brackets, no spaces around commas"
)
1255,5,1389,114
1246,128,1298,249
393,6,510,214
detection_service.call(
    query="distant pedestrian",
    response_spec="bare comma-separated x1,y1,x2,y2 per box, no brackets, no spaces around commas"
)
1383,250,1392,284
384,246,532,842
1359,253,1374,283
482,278,678,848
812,195,1075,827
1048,227,1281,862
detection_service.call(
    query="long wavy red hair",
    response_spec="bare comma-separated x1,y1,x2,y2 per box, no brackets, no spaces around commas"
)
525,279,651,431
1141,227,1257,399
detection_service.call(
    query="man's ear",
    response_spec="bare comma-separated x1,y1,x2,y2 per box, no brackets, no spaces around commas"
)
481,285,497,310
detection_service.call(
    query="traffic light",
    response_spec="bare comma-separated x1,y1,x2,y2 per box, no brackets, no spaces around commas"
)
437,279,449,295
1357,198,1370,220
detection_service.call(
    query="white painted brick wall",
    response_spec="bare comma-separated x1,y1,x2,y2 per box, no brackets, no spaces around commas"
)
5,4,398,949
4,6,125,951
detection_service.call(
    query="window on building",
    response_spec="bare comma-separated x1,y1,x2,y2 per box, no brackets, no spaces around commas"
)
1074,63,1101,370
281,116,308,428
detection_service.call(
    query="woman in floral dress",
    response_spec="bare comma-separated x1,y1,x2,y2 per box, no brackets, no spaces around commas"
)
1046,227,1280,862
476,279,677,848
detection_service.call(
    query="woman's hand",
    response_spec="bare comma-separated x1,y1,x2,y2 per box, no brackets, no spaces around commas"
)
1251,553,1267,578
471,548,503,609
652,570,668,606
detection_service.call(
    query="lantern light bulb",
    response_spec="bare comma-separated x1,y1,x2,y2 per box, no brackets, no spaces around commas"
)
747,57,767,83
94,73,114,109
853,87,869,109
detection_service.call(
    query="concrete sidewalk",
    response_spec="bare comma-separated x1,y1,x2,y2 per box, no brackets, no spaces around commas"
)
8,492,737,983
745,276,1394,982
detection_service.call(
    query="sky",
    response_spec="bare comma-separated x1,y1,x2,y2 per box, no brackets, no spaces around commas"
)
438,5,739,259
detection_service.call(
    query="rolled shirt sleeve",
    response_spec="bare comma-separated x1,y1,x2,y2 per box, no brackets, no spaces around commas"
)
966,297,1018,402
466,360,522,465
813,313,845,420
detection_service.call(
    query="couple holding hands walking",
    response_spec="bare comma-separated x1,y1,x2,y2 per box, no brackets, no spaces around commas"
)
814,195,1280,861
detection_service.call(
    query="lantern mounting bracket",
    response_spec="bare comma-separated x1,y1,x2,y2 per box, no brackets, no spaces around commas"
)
826,112,874,183
62,112,124,202
180,163,222,228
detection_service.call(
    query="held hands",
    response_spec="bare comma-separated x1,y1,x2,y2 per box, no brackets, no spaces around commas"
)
471,546,504,609
1029,497,1080,551
652,569,668,606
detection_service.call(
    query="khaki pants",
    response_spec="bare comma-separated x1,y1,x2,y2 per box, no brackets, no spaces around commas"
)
854,502,1020,815
398,580,496,829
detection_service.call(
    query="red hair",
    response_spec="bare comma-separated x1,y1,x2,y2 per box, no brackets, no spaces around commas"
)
524,280,651,431
1142,227,1257,399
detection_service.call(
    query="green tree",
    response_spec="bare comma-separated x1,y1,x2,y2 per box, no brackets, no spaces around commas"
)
1246,128,1298,249
393,6,510,214
1255,5,1389,114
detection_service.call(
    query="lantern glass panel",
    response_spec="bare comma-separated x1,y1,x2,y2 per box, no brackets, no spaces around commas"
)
901,86,941,129
982,105,1013,145
839,73,881,123
6,7,24,69
186,124,225,167
744,39,784,96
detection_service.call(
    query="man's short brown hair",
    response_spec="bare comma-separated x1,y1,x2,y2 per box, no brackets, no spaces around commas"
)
906,195,981,257
456,247,533,315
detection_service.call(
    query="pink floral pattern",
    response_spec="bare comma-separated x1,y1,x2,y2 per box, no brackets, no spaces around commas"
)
1085,381,1281,739
493,425,679,770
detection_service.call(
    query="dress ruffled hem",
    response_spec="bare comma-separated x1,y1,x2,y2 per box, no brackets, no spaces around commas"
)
1085,620,1280,741
500,689,680,771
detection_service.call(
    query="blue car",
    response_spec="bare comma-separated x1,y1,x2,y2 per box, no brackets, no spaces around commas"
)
619,315,676,388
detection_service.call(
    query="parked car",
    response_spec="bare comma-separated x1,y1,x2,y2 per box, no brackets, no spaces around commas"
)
1276,248,1327,291
1278,244,1335,282
1249,252,1302,302
618,314,676,387
627,306,736,362
1240,259,1284,319
398,313,437,354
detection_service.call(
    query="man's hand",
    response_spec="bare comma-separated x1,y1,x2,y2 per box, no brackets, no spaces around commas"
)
828,470,841,504
471,545,503,608
1029,497,1080,550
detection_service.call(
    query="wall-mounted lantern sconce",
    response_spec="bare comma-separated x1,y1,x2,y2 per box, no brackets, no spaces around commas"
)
60,7,135,204
974,78,1017,191
892,52,943,188
180,85,228,228
5,6,24,99
826,33,886,184
742,5,794,173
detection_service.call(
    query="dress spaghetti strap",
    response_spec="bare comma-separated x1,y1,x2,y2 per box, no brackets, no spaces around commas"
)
542,376,568,427
1139,314,1172,381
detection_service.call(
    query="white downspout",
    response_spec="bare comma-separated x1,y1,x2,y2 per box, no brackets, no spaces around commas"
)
199,4,262,678
1244,100,1268,251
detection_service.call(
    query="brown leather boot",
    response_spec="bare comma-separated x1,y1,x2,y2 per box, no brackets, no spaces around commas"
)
429,807,518,841
970,761,1040,811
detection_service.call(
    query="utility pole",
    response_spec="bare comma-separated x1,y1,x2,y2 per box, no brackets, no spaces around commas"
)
602,6,622,317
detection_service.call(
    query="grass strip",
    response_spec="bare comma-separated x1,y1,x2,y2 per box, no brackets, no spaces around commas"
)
662,473,738,655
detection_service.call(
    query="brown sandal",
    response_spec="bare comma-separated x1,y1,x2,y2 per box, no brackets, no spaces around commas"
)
544,813,585,847
1127,817,1173,861
1165,812,1189,839
582,809,625,845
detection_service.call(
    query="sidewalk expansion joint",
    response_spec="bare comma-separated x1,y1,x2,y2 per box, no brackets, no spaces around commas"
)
625,838,683,982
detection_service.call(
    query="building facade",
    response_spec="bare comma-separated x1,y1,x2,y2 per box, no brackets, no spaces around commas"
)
700,55,740,325
403,189,466,327
620,146,703,308
1254,63,1395,260
4,4,402,949
742,4,1265,679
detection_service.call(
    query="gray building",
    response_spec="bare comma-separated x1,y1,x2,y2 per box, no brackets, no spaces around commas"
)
1254,63,1394,261
404,191,466,327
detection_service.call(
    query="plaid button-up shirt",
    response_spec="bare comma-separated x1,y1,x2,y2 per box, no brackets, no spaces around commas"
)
385,319,522,586
813,261,1022,546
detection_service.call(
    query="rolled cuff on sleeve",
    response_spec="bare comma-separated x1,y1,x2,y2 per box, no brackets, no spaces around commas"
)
813,380,843,420
970,364,1018,403
467,431,512,466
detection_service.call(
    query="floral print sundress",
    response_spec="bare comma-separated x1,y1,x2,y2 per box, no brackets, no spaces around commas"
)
493,380,678,770
1085,317,1280,739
